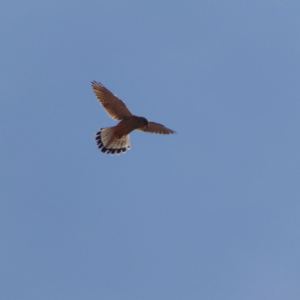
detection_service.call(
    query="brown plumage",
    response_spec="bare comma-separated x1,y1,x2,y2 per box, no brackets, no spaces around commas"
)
92,81,176,155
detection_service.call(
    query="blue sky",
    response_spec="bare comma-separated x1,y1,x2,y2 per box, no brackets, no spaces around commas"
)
1,1,300,299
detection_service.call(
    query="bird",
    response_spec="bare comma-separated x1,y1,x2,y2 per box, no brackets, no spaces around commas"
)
91,81,176,155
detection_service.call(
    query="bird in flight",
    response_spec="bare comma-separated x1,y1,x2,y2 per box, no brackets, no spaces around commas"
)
91,81,176,155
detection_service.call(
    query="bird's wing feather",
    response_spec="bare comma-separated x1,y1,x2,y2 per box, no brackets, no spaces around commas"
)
91,81,133,120
139,122,176,134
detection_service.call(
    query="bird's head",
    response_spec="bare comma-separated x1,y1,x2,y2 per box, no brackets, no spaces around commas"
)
139,117,149,129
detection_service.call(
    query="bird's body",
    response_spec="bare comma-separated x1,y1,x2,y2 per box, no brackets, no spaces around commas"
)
114,116,149,137
92,81,175,155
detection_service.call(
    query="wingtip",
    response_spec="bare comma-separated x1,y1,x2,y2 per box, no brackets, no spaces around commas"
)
91,80,103,88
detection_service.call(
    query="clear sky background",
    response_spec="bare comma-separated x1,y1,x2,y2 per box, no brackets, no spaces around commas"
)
1,1,300,299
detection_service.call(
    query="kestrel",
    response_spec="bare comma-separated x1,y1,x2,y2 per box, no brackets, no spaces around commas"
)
92,81,176,155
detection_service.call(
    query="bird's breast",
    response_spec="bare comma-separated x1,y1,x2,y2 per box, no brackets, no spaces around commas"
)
115,118,138,136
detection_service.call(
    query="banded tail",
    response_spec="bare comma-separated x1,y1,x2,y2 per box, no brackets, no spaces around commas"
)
95,127,131,155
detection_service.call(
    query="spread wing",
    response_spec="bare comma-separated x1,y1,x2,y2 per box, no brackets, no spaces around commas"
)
139,122,176,134
91,81,133,120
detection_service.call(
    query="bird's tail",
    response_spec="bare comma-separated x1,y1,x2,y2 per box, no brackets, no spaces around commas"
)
95,127,131,155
